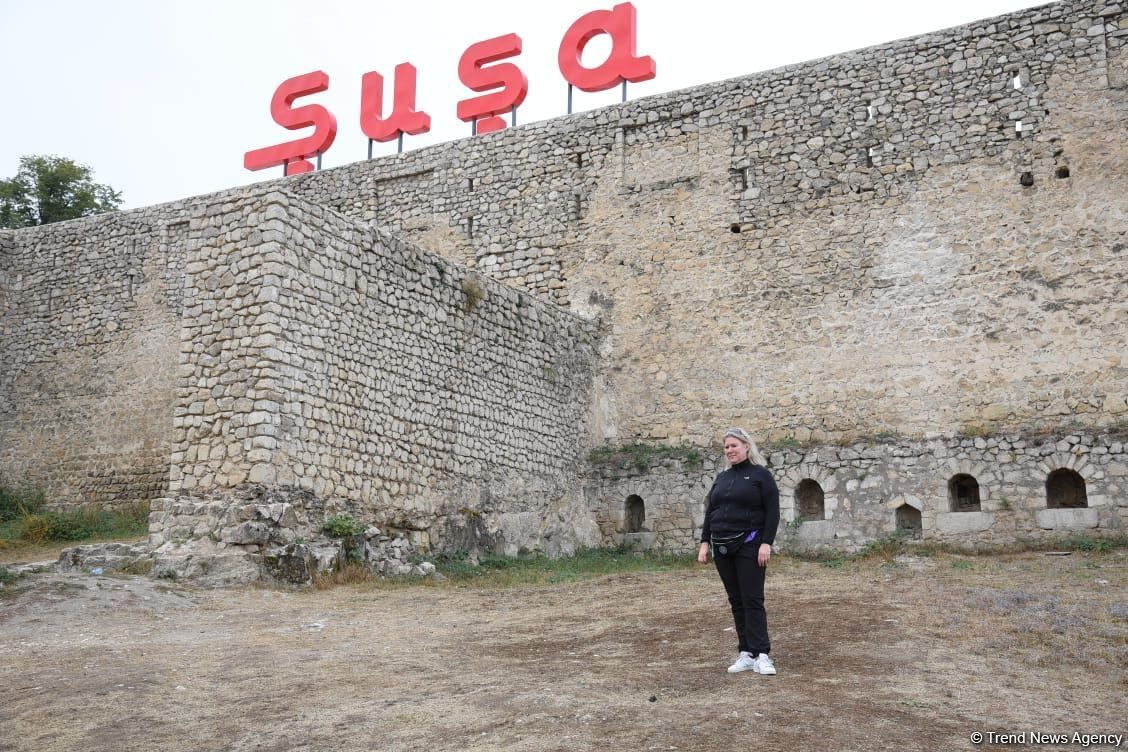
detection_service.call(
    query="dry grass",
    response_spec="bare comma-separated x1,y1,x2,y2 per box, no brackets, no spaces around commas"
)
961,579,1127,674
871,548,1128,689
310,561,374,589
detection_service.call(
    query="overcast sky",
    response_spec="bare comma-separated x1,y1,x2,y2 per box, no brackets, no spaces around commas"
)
0,0,1052,210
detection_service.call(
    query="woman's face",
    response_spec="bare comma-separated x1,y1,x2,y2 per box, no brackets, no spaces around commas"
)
724,436,749,464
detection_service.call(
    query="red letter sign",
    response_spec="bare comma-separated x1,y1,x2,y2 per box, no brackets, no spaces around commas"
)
456,33,529,135
244,71,338,175
360,63,431,142
558,3,656,92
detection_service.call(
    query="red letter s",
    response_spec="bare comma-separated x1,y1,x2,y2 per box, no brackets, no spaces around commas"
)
558,2,656,92
244,71,338,176
456,33,529,135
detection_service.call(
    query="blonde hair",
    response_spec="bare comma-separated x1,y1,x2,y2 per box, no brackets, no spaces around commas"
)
723,427,766,466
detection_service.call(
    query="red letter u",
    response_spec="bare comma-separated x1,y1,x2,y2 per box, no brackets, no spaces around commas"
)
360,63,431,143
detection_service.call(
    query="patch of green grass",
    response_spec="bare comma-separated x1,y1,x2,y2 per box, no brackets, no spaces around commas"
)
431,545,696,587
2,502,149,546
1059,534,1124,553
951,559,975,570
0,481,45,522
0,517,23,541
588,441,704,472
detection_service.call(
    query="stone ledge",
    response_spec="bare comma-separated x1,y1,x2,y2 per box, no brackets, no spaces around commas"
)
936,511,994,535
1035,508,1100,531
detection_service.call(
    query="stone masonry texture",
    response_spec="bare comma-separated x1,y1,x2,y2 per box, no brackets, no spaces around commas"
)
1,0,1125,577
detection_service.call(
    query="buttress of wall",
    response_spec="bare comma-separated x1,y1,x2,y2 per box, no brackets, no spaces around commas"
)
0,209,188,507
171,190,601,553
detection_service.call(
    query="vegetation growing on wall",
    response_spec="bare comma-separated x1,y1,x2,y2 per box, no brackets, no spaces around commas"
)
588,441,703,471
461,276,485,312
322,515,365,539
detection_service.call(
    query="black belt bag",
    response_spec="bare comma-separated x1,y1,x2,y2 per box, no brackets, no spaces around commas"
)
711,531,750,557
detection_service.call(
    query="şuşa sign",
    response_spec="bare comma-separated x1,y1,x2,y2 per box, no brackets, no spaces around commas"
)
244,2,656,176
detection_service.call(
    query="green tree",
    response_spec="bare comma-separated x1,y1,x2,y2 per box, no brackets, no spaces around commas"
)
0,155,122,228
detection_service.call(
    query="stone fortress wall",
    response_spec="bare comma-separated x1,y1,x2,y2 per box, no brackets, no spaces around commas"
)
0,206,190,509
282,0,1128,549
588,430,1126,552
1,186,601,572
284,0,1127,447
160,189,600,558
2,0,1126,574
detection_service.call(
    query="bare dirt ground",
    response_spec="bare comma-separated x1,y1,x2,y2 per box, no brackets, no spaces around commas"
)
1,549,1125,752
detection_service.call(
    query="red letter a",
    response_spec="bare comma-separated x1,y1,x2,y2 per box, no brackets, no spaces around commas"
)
360,63,431,143
558,2,656,93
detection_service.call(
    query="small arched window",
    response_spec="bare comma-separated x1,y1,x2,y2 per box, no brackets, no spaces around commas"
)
1046,469,1087,509
624,494,646,533
795,479,825,522
948,474,981,512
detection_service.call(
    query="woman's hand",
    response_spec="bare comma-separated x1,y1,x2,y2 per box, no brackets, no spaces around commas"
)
758,543,771,567
697,541,710,564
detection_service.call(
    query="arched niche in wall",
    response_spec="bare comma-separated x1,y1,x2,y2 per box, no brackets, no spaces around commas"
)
895,504,922,538
948,474,981,512
1046,468,1087,509
796,479,825,521
624,494,646,533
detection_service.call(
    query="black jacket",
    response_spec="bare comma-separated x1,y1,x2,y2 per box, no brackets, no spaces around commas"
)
700,459,780,546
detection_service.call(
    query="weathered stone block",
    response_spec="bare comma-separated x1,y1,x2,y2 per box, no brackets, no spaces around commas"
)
1034,508,1100,531
221,521,271,545
935,511,994,535
797,520,835,541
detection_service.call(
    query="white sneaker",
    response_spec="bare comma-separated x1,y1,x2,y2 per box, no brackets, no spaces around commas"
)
727,651,756,673
753,653,776,675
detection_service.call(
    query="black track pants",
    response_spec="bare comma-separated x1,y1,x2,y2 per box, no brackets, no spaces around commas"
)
713,543,770,655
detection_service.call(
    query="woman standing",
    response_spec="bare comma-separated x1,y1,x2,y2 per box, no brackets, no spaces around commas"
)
697,427,780,675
